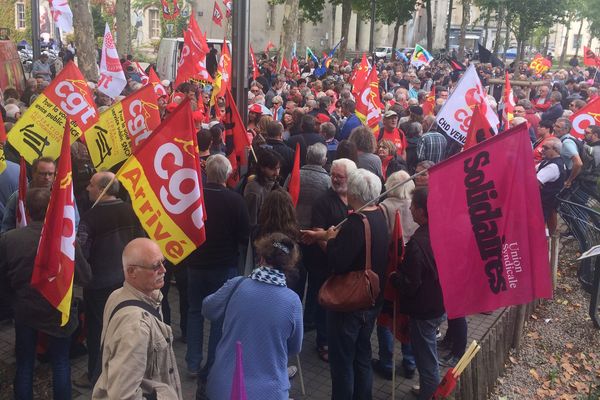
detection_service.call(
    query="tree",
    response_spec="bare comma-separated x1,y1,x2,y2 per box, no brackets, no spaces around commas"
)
72,0,98,81
458,0,471,59
445,0,453,51
278,0,300,70
115,0,131,56
425,0,433,50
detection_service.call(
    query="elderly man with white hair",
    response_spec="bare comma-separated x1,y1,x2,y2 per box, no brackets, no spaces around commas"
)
92,238,182,400
536,136,565,232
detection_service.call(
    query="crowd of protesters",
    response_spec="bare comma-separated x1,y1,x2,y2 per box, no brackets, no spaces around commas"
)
0,44,599,400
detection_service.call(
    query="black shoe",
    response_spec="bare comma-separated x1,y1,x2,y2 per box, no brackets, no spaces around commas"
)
437,340,452,352
403,367,416,379
371,359,393,380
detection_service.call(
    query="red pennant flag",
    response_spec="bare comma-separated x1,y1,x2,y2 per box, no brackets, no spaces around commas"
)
224,88,251,171
249,45,259,80
291,56,300,75
212,1,223,26
422,86,436,116
428,124,553,318
355,66,383,135
30,119,76,326
264,40,275,53
217,39,232,97
135,62,150,85
583,46,600,67
116,100,207,264
222,0,232,17
148,67,169,99
502,71,515,129
463,104,495,150
16,157,28,228
230,341,248,400
280,57,289,73
288,143,300,206
569,95,600,139
351,53,370,96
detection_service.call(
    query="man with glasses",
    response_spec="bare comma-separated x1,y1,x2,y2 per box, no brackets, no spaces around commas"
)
2,157,56,233
577,125,600,200
92,238,182,400
554,118,583,189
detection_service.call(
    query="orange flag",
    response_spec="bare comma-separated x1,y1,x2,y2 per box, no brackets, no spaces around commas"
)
30,119,76,326
422,86,436,116
116,99,206,264
288,143,300,207
463,104,495,150
16,157,28,228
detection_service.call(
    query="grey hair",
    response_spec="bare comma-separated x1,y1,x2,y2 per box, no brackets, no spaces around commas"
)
319,121,336,139
306,143,328,166
206,154,232,184
349,125,376,153
546,136,562,152
556,117,572,132
347,168,382,206
331,158,357,175
385,170,415,200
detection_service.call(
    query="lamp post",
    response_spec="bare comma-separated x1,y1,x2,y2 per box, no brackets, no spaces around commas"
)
232,0,249,125
32,0,40,59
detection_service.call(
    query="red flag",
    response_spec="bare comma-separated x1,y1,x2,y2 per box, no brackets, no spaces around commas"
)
463,104,494,150
280,57,289,73
264,40,275,53
176,16,211,86
569,95,600,139
529,54,552,75
148,67,169,99
16,157,28,228
422,86,436,116
428,124,553,318
355,66,383,135
434,370,459,399
212,1,224,26
222,0,232,17
116,100,207,264
351,54,370,96
288,143,300,206
175,30,199,87
30,119,76,326
249,45,259,80
584,46,600,67
502,71,515,129
224,88,250,170
160,0,179,19
217,39,232,97
291,56,300,75
230,341,248,400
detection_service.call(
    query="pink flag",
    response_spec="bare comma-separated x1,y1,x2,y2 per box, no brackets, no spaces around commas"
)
428,124,552,319
230,341,248,400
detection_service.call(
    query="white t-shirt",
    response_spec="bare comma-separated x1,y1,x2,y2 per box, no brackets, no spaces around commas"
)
537,162,560,184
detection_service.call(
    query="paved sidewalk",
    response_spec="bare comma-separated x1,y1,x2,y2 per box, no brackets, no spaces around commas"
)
0,285,504,399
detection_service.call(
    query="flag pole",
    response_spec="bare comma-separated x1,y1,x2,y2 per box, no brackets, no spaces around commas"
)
333,168,429,230
90,174,118,209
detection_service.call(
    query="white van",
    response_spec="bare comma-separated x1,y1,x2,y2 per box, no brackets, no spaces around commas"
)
156,38,231,83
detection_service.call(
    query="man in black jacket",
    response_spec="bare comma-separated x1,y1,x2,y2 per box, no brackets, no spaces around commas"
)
392,187,446,400
73,171,145,388
265,121,295,184
0,188,91,399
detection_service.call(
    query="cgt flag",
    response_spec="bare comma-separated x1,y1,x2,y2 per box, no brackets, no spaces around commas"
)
428,124,553,318
7,61,98,164
463,103,495,150
436,64,499,145
31,119,77,326
98,24,127,99
583,46,599,67
148,67,169,99
529,54,552,75
212,1,224,26
569,96,600,139
49,0,73,33
117,99,206,264
84,84,161,171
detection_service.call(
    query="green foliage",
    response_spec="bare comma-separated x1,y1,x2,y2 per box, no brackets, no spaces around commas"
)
91,3,109,39
131,0,187,38
506,0,565,44
583,0,600,41
0,0,32,43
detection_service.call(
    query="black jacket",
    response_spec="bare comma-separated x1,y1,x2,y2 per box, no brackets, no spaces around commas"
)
265,138,295,183
393,224,445,320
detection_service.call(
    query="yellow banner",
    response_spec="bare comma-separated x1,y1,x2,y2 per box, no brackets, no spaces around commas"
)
0,144,6,174
85,102,131,170
117,156,198,264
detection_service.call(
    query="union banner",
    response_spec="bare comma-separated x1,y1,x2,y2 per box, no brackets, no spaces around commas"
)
84,85,160,171
7,62,98,163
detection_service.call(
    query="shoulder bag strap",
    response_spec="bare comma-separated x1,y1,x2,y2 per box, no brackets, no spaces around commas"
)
357,213,373,272
223,277,248,317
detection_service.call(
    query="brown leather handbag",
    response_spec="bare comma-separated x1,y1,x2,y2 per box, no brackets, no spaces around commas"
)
318,213,381,312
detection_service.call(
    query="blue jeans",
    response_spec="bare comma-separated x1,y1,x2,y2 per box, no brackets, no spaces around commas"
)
14,324,71,400
376,325,416,372
186,267,237,373
409,314,447,400
327,307,379,400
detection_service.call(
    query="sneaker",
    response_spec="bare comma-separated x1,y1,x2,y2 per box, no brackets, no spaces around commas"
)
288,365,298,379
371,359,393,380
439,354,460,368
73,372,92,389
411,384,420,395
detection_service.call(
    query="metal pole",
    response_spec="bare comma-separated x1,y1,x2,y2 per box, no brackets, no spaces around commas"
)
31,0,41,60
369,0,375,54
232,0,249,126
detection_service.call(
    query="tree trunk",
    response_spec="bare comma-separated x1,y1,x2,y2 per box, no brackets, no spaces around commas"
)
493,4,505,55
115,0,131,57
458,0,471,59
339,0,352,60
392,18,401,60
483,12,490,47
574,18,584,57
277,0,300,71
543,33,550,55
445,0,454,51
71,0,98,81
502,12,511,64
559,19,572,69
426,0,433,50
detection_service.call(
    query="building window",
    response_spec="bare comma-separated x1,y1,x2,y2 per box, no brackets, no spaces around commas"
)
573,34,582,51
148,9,160,39
15,2,26,30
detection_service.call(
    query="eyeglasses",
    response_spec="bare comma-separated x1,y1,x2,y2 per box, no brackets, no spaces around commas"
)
129,259,165,272
36,172,56,177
